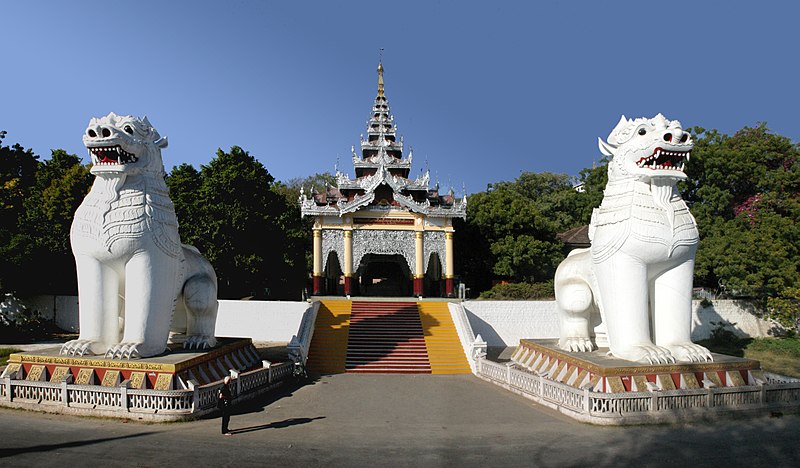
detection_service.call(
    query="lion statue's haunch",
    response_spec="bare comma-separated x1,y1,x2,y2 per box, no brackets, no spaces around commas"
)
554,114,712,364
61,113,218,359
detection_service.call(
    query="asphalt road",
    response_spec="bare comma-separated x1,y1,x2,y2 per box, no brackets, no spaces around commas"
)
1,373,798,467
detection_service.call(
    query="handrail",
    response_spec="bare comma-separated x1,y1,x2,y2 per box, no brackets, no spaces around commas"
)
448,302,487,374
287,301,319,368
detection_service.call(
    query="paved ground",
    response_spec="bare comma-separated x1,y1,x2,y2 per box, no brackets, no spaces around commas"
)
1,372,799,467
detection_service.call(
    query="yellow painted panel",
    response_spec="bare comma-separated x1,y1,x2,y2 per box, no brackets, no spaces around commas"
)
307,300,352,374
418,302,471,374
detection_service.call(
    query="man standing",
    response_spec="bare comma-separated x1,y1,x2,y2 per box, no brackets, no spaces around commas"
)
218,376,234,435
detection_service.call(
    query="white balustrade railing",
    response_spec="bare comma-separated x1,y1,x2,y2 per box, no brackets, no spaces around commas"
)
449,302,487,373
0,361,294,419
287,302,320,367
475,357,800,422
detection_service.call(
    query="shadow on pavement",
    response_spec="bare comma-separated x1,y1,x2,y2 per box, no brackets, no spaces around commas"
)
220,374,321,418
0,432,158,458
230,416,326,435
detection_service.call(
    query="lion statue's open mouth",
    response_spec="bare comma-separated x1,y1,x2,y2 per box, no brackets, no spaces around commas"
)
636,147,689,172
89,145,138,165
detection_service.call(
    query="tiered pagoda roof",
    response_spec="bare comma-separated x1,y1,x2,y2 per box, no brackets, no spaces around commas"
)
300,63,466,219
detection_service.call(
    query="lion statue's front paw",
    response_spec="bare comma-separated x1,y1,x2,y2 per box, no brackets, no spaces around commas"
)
558,336,596,353
666,343,713,363
617,344,676,364
60,339,103,357
184,335,217,350
105,342,142,359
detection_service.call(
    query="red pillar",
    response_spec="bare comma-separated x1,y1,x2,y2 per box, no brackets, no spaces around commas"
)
344,276,352,296
413,277,424,297
445,278,455,298
313,275,323,295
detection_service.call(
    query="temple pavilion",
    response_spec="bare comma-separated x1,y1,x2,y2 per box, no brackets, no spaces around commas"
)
300,63,467,298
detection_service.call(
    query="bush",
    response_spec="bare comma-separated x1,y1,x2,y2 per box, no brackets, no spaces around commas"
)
479,281,554,300
766,287,800,331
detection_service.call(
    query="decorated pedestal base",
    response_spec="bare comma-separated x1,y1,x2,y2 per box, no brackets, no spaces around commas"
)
1,337,293,421
468,338,800,424
4,338,261,391
512,339,764,393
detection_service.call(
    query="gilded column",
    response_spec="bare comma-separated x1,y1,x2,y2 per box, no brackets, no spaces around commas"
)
414,231,424,297
312,228,323,295
343,230,353,296
445,231,455,297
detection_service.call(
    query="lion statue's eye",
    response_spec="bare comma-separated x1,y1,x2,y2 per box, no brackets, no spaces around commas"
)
638,128,647,136
124,125,134,135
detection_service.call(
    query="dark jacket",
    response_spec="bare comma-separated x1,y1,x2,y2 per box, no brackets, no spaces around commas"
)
218,382,233,409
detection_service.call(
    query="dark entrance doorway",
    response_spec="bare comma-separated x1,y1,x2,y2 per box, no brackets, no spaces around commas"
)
357,254,412,297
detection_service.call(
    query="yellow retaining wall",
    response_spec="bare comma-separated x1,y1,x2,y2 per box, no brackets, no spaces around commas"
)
418,302,471,374
306,300,352,374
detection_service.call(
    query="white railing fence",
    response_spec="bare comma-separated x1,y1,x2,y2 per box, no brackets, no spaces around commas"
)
1,361,294,420
475,358,800,424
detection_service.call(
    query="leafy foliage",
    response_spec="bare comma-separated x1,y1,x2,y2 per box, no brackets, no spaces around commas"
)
767,287,800,330
456,171,601,294
272,172,336,275
0,133,91,295
683,124,800,301
167,147,307,299
478,281,554,300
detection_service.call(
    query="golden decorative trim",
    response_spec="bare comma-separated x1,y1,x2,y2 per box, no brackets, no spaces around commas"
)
75,368,94,385
49,366,70,383
154,374,173,390
129,372,147,389
26,365,46,381
101,370,121,387
14,354,176,372
657,374,676,390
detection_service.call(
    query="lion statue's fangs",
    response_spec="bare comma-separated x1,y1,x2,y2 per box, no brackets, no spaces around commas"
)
554,114,713,364
61,113,219,359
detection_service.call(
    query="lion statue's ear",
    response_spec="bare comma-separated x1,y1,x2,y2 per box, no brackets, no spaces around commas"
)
155,136,168,149
598,137,616,157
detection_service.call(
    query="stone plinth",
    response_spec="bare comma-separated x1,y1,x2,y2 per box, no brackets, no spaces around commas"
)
5,338,261,390
513,339,764,393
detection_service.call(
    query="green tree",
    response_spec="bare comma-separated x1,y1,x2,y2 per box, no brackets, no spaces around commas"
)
683,124,800,300
168,147,304,300
0,135,91,295
17,151,92,294
0,132,40,293
458,172,588,291
273,172,336,279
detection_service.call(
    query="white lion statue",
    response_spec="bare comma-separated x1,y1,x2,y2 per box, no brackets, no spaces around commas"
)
61,113,218,359
554,114,712,364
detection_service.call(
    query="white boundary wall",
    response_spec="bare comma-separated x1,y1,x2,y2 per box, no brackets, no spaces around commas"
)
24,296,311,342
214,300,311,342
21,296,779,346
462,299,780,348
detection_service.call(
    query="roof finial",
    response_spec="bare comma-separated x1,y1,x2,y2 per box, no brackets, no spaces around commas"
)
377,48,385,97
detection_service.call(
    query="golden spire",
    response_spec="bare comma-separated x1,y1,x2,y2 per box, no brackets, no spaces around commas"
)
377,62,384,97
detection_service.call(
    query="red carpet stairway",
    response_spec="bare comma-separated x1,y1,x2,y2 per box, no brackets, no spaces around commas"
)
346,301,430,373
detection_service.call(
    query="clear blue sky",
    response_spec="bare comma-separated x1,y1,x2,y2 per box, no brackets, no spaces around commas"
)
3,1,798,194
